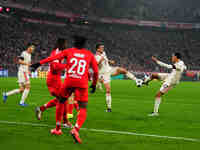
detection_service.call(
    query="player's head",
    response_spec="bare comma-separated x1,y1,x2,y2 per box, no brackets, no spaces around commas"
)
96,43,104,53
27,44,35,54
54,38,67,50
172,52,181,63
73,35,87,49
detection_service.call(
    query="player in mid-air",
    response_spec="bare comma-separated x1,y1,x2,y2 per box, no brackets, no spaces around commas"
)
143,53,187,116
31,35,98,144
3,44,35,106
95,44,142,112
34,38,72,128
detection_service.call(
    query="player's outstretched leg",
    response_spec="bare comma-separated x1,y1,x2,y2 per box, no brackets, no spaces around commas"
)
3,89,21,103
113,67,138,81
143,73,159,85
36,98,58,120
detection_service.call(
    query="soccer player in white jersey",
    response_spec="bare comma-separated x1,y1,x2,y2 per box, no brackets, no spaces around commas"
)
95,44,141,112
3,44,35,106
143,53,187,116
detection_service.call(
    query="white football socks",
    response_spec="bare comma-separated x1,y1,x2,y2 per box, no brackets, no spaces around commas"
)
106,93,112,109
20,89,30,104
126,72,137,81
6,89,20,96
154,97,161,113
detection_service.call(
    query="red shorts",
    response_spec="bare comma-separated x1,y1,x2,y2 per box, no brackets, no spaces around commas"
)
46,75,62,97
60,83,88,102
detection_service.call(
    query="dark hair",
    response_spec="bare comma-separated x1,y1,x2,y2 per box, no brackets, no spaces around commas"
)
174,52,182,59
96,43,104,50
73,35,87,49
27,43,35,49
54,38,67,50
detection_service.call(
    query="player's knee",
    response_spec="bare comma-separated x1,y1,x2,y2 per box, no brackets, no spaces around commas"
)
106,87,111,93
156,92,163,98
78,101,88,108
25,84,30,89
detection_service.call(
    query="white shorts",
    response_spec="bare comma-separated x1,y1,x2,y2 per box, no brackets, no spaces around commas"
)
99,72,110,84
160,82,174,93
157,73,169,81
18,71,30,86
99,67,119,84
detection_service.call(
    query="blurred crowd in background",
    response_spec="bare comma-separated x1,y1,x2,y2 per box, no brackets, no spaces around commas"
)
0,17,200,74
0,0,200,74
10,0,200,22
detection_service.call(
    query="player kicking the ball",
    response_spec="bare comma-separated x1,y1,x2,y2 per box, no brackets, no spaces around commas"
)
31,35,98,144
143,53,187,116
3,44,35,106
95,44,142,112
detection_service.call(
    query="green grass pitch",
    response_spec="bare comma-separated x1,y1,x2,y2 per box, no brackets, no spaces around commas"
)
0,77,200,150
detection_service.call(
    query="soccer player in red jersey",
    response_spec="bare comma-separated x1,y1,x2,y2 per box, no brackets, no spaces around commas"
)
35,38,72,129
31,36,98,144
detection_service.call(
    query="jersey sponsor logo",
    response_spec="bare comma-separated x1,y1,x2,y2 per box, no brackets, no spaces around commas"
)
69,74,82,79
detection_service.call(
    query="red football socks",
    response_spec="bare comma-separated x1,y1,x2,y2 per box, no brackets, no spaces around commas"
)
63,101,68,123
40,98,58,112
75,108,87,132
56,102,64,131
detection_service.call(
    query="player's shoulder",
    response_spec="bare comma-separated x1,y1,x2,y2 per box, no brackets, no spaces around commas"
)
178,60,185,65
78,48,93,56
21,51,26,54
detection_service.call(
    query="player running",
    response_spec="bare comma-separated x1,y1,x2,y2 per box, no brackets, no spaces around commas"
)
31,35,98,144
143,53,187,116
3,44,35,106
34,38,72,128
95,44,142,112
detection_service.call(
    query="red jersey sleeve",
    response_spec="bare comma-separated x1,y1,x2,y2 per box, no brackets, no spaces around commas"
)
57,63,67,71
90,54,99,86
40,49,68,65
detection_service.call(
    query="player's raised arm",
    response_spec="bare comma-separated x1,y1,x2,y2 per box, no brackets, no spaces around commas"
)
152,56,173,69
40,50,66,65
30,50,68,72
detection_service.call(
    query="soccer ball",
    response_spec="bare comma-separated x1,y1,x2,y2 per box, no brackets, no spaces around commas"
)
136,79,143,87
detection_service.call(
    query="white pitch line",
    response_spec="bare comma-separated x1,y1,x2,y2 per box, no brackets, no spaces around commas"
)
0,120,199,142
